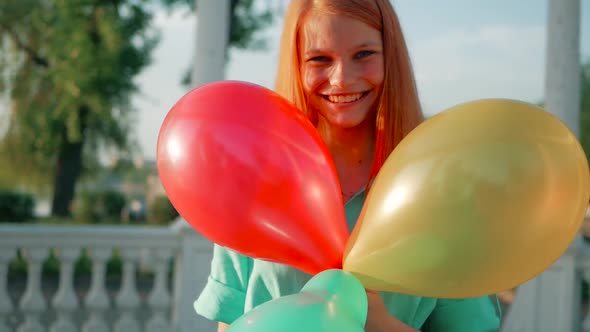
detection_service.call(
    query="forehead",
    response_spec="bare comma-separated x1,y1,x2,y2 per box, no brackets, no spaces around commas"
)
299,13,382,52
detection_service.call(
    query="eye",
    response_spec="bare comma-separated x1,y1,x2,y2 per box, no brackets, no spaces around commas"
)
355,50,375,59
307,55,330,63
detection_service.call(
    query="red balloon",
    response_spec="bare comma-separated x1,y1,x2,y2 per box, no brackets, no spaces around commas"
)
157,80,349,275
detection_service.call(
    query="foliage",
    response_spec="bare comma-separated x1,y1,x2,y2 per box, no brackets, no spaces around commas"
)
0,0,159,216
0,190,35,222
73,190,127,223
148,195,179,225
0,0,276,217
106,158,155,184
0,0,157,160
101,190,127,217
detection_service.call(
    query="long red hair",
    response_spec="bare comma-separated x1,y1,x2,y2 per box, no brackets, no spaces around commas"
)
275,0,424,182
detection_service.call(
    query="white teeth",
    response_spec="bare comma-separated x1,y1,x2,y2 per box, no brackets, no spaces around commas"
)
327,93,363,103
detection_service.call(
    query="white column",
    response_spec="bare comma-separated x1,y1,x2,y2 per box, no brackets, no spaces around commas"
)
582,210,590,332
501,1,582,331
580,252,590,331
191,0,231,88
539,0,582,329
170,219,215,332
544,0,581,136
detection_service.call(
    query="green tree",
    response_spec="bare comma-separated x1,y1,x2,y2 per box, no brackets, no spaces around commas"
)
0,0,158,216
0,0,275,217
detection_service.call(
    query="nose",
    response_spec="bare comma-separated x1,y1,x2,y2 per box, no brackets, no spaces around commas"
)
329,60,355,89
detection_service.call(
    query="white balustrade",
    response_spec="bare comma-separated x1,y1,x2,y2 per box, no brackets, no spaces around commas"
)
18,247,48,332
9,214,590,332
114,248,141,332
0,248,15,331
82,247,112,332
0,221,215,332
146,248,173,332
171,222,216,332
50,247,80,332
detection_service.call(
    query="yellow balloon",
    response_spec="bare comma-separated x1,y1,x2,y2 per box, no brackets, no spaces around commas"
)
343,99,590,298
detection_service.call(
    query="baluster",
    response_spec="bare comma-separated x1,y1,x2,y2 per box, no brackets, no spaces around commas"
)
50,247,80,332
113,248,140,332
18,247,48,332
0,248,16,331
146,248,173,332
82,248,111,332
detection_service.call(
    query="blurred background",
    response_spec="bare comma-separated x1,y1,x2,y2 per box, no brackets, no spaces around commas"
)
0,1,588,331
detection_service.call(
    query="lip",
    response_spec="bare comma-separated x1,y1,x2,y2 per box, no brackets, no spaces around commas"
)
319,90,372,107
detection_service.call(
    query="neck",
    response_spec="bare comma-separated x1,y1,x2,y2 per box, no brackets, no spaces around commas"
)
317,116,376,186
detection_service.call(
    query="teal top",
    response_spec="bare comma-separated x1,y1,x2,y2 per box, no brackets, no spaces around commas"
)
194,190,502,331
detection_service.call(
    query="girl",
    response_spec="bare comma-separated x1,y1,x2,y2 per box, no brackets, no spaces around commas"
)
195,0,501,331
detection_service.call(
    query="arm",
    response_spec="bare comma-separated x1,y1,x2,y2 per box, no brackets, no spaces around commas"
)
194,244,253,325
421,295,501,332
365,290,420,332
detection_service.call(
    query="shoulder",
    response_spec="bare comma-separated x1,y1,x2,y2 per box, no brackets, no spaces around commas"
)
208,244,253,279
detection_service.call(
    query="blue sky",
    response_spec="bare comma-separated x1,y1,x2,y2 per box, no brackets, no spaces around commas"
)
131,0,590,160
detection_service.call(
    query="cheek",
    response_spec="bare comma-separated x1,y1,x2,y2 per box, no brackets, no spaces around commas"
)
364,60,385,87
302,67,323,93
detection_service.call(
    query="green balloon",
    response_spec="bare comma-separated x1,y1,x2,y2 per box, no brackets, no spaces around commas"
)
227,269,368,332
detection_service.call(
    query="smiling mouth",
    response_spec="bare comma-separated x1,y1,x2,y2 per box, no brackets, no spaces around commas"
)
322,91,370,104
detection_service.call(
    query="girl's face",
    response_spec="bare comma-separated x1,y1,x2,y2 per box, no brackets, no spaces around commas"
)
299,13,384,129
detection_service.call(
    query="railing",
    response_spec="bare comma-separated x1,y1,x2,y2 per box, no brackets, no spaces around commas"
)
1,209,589,332
0,220,216,332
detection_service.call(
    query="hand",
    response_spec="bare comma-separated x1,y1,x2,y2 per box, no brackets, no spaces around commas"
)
364,290,419,332
365,289,390,330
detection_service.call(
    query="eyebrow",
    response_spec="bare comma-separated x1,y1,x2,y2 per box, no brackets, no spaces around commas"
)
304,42,382,55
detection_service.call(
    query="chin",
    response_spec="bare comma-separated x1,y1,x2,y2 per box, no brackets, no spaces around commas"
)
331,116,370,129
